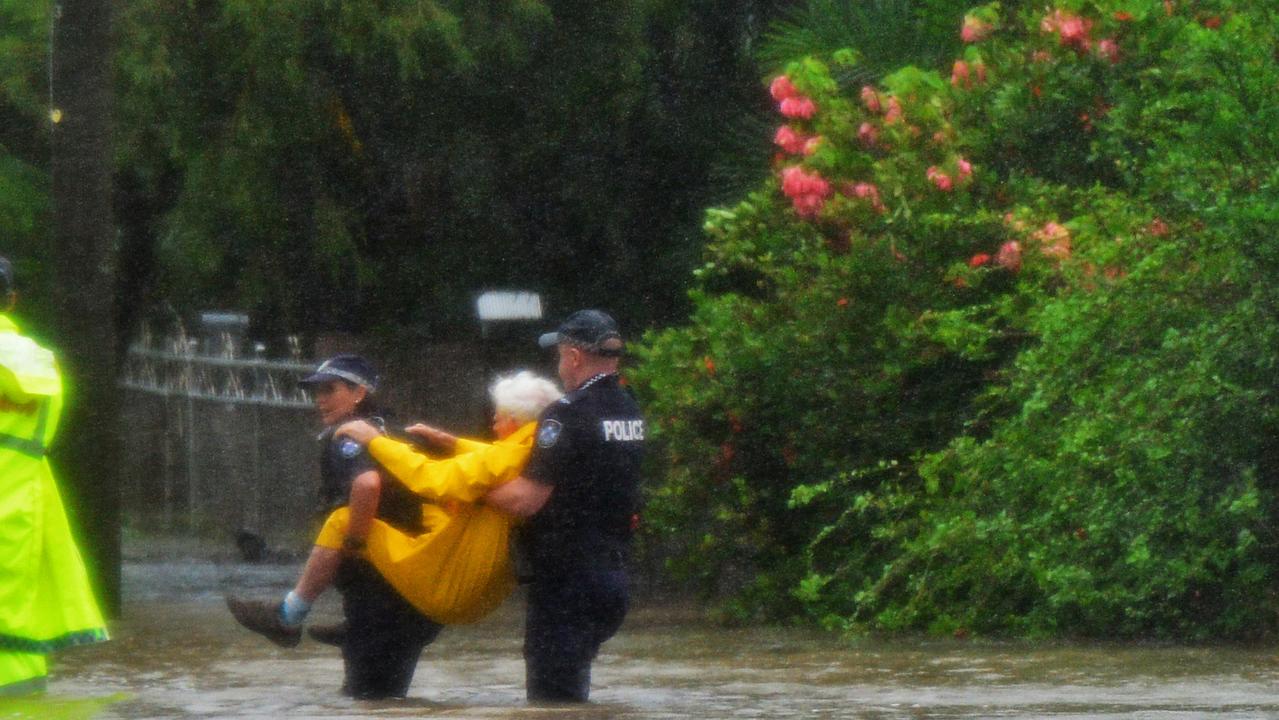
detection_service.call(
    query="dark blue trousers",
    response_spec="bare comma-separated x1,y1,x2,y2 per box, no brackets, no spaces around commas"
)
335,559,443,699
524,568,628,702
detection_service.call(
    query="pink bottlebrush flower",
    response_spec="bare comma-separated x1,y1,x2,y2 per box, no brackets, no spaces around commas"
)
773,125,806,154
951,60,971,88
780,166,809,197
1042,10,1092,50
961,15,992,43
802,136,822,155
932,130,948,145
792,192,826,218
927,166,954,192
780,166,832,218
1148,217,1170,237
844,181,886,214
770,75,798,102
1051,11,1093,50
1096,38,1120,64
996,241,1022,272
969,252,992,268
779,96,817,119
884,96,904,124
858,122,879,147
956,157,973,180
1058,17,1090,46
860,85,881,113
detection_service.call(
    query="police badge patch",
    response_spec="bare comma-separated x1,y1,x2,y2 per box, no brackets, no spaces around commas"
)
339,438,363,458
537,419,564,448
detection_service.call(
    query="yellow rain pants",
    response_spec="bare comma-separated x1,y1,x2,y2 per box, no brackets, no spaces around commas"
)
314,423,533,625
0,314,107,693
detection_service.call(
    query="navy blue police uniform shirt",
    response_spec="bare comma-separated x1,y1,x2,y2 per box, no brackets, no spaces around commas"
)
520,373,645,578
318,421,424,535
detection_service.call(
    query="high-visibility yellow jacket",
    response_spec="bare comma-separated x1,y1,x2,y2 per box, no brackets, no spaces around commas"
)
314,423,532,624
0,314,107,686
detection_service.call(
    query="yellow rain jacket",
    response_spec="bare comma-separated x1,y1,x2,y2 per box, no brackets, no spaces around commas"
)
314,423,533,625
0,315,107,691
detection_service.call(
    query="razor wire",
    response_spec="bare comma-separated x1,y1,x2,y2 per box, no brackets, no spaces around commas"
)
120,327,315,408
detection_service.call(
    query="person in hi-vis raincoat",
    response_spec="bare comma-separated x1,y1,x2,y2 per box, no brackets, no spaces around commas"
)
0,257,107,694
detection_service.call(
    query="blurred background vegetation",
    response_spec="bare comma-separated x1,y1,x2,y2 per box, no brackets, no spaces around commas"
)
3,0,1277,638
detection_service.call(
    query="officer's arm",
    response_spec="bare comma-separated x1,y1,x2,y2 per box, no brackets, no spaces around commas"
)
345,469,382,541
483,476,552,518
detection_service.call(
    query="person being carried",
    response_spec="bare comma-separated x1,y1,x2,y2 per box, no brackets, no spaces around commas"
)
227,369,561,650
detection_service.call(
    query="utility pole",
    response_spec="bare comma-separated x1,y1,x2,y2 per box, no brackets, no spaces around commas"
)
49,0,121,616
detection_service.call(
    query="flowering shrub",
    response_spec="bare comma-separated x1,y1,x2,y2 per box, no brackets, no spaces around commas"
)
634,0,1279,637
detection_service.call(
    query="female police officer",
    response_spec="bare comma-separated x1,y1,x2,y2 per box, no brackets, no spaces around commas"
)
227,354,441,699
484,310,645,703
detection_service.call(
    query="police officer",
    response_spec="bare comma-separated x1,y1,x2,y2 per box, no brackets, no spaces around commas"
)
484,309,645,702
0,256,107,694
228,355,440,699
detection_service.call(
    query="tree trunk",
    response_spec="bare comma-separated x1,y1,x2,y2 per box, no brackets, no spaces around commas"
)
49,0,121,617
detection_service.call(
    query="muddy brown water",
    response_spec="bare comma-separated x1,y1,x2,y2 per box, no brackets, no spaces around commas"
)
17,558,1279,718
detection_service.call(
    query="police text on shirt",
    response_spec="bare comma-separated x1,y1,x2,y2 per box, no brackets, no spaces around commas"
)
601,419,644,442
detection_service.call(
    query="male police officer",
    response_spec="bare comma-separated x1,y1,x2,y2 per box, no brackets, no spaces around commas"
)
0,257,108,694
485,309,645,702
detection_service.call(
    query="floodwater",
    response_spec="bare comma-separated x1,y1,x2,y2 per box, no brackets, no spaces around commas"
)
21,557,1279,719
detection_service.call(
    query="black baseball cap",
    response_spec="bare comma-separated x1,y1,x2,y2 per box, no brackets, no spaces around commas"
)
537,309,624,357
0,256,13,295
299,354,379,390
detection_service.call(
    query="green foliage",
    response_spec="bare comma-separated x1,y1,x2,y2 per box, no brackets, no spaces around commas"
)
114,0,789,337
634,0,1279,637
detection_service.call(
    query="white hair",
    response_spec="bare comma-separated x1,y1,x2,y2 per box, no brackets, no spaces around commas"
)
490,370,563,424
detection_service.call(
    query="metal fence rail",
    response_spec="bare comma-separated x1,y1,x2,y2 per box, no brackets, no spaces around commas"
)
120,330,315,408
119,329,320,538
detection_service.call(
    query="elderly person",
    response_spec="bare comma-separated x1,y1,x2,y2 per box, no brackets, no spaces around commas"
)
228,370,561,653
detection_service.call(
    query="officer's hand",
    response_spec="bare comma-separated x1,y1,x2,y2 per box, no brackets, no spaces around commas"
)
405,423,458,452
334,419,383,445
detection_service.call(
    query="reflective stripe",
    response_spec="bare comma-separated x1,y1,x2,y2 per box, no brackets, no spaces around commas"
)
0,399,48,458
0,627,110,654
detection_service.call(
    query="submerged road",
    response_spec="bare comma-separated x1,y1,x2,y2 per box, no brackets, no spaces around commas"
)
27,557,1279,718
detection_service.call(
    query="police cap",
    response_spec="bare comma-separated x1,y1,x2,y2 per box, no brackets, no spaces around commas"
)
537,309,624,357
299,354,378,391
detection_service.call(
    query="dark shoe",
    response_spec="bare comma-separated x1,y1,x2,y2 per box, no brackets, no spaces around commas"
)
307,621,347,647
225,595,301,648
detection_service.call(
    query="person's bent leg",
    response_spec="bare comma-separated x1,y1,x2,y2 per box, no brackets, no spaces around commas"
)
226,507,353,645
286,507,355,620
